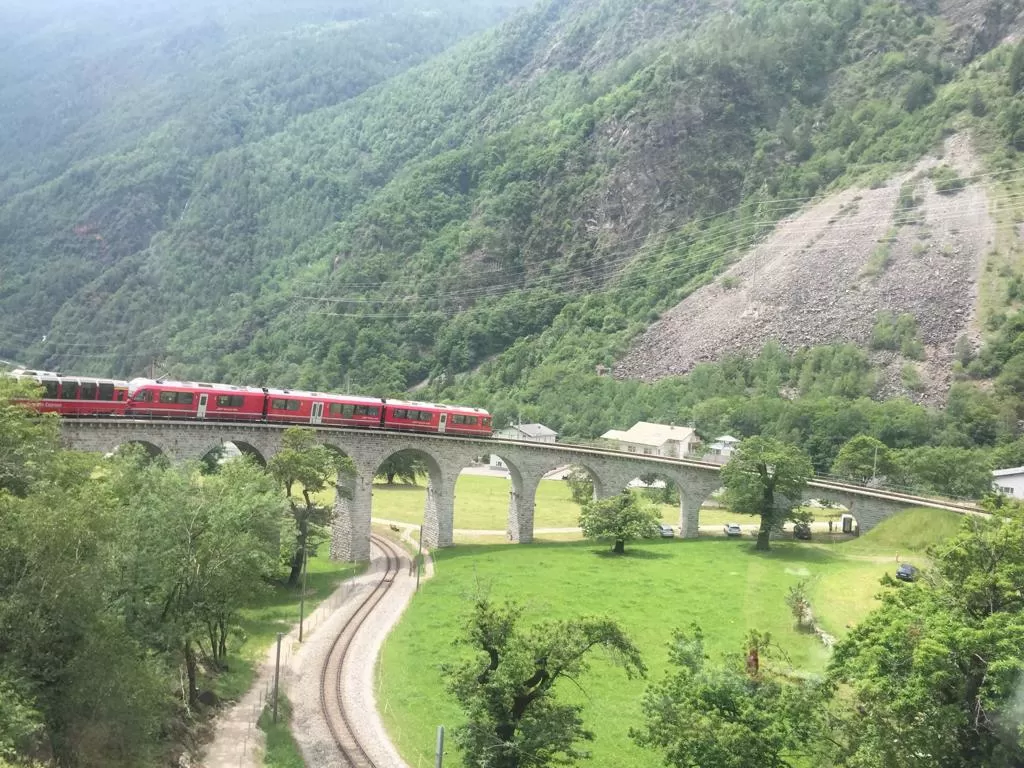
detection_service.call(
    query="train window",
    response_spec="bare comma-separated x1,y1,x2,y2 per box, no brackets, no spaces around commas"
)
133,390,153,402
271,399,287,410
61,382,79,400
42,380,59,399
466,416,478,425
482,418,492,427
328,403,343,416
355,405,378,416
178,392,194,405
159,391,177,404
80,382,97,400
452,414,464,424
98,383,114,400
286,399,301,411
393,409,407,419
367,406,379,417
216,395,244,407
419,411,432,421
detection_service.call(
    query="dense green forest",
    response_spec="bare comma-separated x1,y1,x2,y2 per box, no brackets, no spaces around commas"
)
4,0,1024,494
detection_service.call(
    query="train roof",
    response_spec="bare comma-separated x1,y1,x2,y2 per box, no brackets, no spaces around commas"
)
127,378,265,395
12,369,128,385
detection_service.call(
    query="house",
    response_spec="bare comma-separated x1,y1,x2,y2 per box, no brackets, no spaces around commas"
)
599,421,702,458
992,466,1024,498
490,423,558,469
705,435,741,463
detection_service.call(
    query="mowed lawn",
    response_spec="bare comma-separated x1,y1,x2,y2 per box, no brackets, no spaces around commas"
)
377,507,964,768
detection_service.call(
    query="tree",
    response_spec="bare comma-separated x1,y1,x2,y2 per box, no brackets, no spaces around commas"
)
268,428,354,585
0,377,60,496
375,450,425,485
578,491,662,554
443,598,645,768
634,626,827,768
112,452,282,707
827,511,1024,765
720,437,813,551
831,434,893,484
565,466,594,506
1010,38,1024,93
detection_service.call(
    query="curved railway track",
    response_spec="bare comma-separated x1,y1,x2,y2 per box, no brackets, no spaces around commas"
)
319,533,409,767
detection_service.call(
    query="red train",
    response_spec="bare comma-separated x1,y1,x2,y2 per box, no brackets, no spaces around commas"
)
8,369,493,437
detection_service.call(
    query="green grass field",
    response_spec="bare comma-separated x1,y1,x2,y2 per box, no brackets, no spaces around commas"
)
320,473,842,532
377,507,967,768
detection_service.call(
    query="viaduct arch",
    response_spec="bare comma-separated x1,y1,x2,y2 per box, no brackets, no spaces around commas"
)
59,420,972,562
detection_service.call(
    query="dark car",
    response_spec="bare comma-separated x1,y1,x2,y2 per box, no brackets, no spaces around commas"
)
895,563,918,582
793,522,812,540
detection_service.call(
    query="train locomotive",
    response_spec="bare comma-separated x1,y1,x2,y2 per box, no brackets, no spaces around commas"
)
8,369,493,437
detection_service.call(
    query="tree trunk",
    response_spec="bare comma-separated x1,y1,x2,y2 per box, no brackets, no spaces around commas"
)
613,539,625,554
288,515,308,586
386,470,396,484
183,639,199,709
756,513,772,551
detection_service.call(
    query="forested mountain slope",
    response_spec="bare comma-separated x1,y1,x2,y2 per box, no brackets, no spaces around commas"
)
4,0,1024,463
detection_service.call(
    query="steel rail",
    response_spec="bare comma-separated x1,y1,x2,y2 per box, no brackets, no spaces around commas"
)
318,533,407,767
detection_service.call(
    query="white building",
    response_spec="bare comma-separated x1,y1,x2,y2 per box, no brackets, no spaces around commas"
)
600,421,702,458
992,466,1024,498
491,423,558,469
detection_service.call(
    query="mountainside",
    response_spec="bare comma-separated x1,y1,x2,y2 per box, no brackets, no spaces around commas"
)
617,133,992,403
3,0,1024,448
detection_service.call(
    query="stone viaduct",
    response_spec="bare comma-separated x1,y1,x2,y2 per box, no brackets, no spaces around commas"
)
59,420,976,562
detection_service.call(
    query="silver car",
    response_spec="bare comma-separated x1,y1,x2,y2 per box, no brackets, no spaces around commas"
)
724,523,743,537
657,523,674,538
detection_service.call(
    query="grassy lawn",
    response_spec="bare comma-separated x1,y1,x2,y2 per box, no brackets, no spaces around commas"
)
258,696,306,768
212,553,363,701
377,507,968,768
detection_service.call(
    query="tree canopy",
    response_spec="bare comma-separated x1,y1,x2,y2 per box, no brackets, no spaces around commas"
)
578,491,662,554
720,437,814,550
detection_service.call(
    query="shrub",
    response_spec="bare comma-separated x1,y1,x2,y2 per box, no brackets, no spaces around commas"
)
930,165,966,194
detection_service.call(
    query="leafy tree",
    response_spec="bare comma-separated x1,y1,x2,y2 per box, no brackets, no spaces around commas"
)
565,466,595,506
828,511,1024,765
1010,38,1024,93
268,427,354,584
375,450,426,485
634,626,826,768
721,437,813,551
112,452,282,707
443,598,645,768
578,491,661,554
0,378,59,496
831,434,894,484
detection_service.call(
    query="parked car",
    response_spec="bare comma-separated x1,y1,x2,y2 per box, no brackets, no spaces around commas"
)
895,563,918,582
724,523,743,537
657,523,674,538
793,522,812,540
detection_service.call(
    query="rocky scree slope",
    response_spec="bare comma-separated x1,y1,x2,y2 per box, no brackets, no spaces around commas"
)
616,135,994,404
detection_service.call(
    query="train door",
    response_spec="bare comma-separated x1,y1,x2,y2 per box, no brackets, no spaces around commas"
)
438,412,448,434
311,402,324,425
197,393,209,419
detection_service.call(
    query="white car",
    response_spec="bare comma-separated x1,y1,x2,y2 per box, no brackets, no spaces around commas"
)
724,523,743,537
656,523,674,538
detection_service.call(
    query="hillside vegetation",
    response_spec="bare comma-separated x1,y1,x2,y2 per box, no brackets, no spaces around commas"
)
5,0,1024,495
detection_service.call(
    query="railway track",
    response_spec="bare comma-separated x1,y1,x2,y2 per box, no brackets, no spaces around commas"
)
319,533,409,767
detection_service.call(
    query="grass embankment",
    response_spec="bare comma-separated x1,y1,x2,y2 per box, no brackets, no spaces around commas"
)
213,554,362,701
378,507,965,768
258,696,305,768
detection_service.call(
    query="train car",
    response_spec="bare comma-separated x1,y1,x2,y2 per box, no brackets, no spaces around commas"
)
9,369,129,416
126,378,266,420
381,399,493,436
262,387,384,427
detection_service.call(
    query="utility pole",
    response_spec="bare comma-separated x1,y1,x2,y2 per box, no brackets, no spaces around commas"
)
273,633,283,723
435,725,445,768
298,546,309,641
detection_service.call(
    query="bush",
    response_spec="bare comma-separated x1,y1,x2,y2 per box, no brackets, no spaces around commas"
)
930,165,966,195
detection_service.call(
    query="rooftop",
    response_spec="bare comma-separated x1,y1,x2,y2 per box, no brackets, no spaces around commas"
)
600,421,698,447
